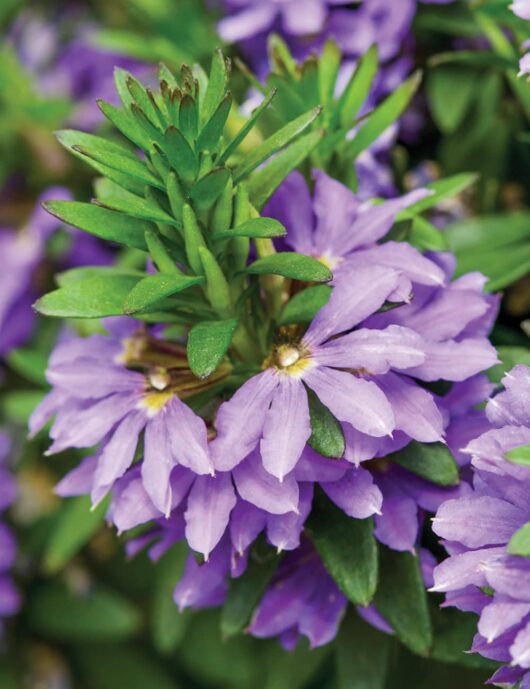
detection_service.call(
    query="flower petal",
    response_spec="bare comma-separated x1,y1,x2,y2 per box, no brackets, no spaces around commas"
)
233,450,299,515
323,466,383,519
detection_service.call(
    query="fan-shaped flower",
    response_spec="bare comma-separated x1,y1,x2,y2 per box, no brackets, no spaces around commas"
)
432,365,530,687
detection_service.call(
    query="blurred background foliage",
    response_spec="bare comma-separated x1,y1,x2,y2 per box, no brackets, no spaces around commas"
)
0,1,529,687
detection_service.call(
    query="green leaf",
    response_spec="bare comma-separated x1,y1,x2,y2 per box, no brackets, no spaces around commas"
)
426,66,478,134
151,543,189,655
56,128,137,160
7,347,49,386
508,521,530,556
213,217,286,240
389,441,460,486
506,443,530,467
35,275,141,318
249,129,325,209
96,195,175,225
190,168,231,209
345,72,421,160
202,49,229,124
74,143,163,190
43,201,151,250
402,173,478,215
336,44,379,129
163,126,199,182
1,390,46,425
489,346,530,384
198,246,232,316
374,547,432,655
246,252,332,283
97,99,150,149
187,319,238,378
318,39,341,108
446,212,530,291
197,92,232,151
335,609,393,689
233,107,322,182
27,582,141,641
56,266,143,287
408,216,449,252
307,388,345,459
43,496,110,574
182,204,207,275
123,274,204,314
279,285,332,325
221,547,279,637
219,89,277,164
309,492,378,606
74,644,179,689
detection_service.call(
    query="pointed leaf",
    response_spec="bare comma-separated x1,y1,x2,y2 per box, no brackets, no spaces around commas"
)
189,168,231,209
163,126,199,182
187,319,238,378
336,44,379,128
43,201,150,250
35,275,141,318
233,106,322,182
219,89,277,164
345,72,421,160
124,274,204,314
506,443,530,466
197,92,232,152
279,285,332,325
307,388,345,459
308,491,378,606
202,49,229,124
213,217,286,240
373,547,432,655
249,129,324,209
389,441,459,486
246,252,332,283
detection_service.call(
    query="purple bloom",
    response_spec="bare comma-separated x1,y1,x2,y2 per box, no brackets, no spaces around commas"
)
432,365,530,686
512,1,530,20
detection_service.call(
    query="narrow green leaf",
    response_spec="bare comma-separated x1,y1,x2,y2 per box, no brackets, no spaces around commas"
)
99,100,149,149
221,547,279,637
219,89,277,164
43,201,150,250
126,73,161,126
408,216,449,252
335,609,393,689
202,49,229,124
197,92,232,152
318,39,341,108
426,66,478,134
336,44,379,128
189,168,231,209
56,266,144,287
345,72,421,160
402,173,478,215
27,582,141,641
309,492,378,606
307,388,345,459
183,204,207,275
179,94,198,141
389,441,460,486
73,144,163,190
164,126,199,182
508,521,530,556
96,194,175,225
506,443,530,466
7,347,49,386
279,285,332,325
35,275,141,318
124,274,204,314
233,107,322,182
213,217,286,240
211,177,234,233
246,252,332,283
44,496,110,574
373,547,433,655
249,129,324,209
198,246,233,316
151,543,189,655
187,319,238,378
56,129,137,161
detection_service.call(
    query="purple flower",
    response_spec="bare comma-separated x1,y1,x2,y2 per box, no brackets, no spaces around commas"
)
512,1,530,20
432,365,530,686
30,319,218,517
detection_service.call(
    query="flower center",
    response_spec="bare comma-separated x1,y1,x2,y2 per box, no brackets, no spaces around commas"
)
277,345,301,369
263,327,313,377
148,367,171,391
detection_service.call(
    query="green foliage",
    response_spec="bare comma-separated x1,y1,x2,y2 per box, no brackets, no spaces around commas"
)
389,441,460,486
309,492,378,606
187,319,238,378
307,388,345,459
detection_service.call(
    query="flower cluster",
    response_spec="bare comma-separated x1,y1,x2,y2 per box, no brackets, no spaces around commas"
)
31,167,499,648
432,365,530,687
